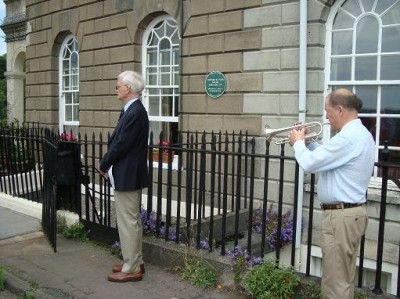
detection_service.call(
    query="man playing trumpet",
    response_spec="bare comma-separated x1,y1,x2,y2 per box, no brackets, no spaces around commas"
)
288,88,375,299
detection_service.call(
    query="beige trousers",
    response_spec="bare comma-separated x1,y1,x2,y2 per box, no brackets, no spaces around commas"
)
114,190,143,273
321,205,368,299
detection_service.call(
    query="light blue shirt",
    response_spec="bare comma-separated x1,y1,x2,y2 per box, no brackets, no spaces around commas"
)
123,97,139,112
293,119,375,204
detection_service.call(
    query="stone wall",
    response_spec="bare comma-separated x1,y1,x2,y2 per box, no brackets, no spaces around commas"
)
23,0,331,137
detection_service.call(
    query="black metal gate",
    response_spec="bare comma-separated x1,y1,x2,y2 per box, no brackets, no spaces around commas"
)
42,130,58,252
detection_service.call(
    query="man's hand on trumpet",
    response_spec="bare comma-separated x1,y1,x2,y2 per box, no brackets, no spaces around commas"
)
288,122,308,146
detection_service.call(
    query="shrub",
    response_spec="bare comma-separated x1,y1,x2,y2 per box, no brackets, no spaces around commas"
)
243,258,299,299
179,257,218,289
60,222,89,242
252,205,295,249
0,265,5,291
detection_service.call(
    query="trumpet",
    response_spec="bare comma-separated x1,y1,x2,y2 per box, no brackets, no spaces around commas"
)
263,121,325,145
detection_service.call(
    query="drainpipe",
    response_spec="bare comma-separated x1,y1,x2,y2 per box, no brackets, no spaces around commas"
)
296,0,308,250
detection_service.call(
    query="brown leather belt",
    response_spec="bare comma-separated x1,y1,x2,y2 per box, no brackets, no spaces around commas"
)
320,203,364,210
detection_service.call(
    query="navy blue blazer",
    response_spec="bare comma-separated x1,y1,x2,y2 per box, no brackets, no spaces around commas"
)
100,99,149,191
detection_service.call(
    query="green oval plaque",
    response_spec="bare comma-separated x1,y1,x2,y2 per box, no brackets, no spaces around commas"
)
205,71,226,98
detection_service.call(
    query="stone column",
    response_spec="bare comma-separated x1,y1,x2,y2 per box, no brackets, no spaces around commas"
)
4,71,25,123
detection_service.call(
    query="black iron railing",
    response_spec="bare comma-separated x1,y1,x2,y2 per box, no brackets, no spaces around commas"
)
0,124,399,297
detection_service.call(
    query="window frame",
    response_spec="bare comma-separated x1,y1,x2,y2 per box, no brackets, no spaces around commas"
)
141,15,181,142
325,0,400,177
58,34,79,133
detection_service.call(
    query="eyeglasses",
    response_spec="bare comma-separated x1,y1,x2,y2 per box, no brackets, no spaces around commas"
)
115,84,128,90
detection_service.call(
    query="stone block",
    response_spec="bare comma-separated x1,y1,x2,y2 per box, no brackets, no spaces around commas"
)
222,115,262,135
185,16,208,36
262,26,300,48
208,53,242,73
110,14,126,30
94,111,110,127
86,66,103,81
188,75,207,93
104,28,131,47
209,11,243,33
94,79,110,96
282,2,300,24
94,49,110,66
207,94,243,114
225,29,262,51
244,5,281,28
81,33,104,51
181,94,207,113
86,1,104,20
263,71,298,92
226,0,261,10
243,50,280,71
243,93,280,115
306,71,325,92
94,16,110,32
188,35,224,55
226,72,262,92
182,56,207,74
190,0,224,16
80,51,95,68
185,115,223,132
110,46,135,63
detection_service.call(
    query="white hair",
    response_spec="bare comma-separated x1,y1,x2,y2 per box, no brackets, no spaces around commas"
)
117,71,146,92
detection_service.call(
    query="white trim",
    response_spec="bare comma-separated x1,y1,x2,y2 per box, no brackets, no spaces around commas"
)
58,35,80,133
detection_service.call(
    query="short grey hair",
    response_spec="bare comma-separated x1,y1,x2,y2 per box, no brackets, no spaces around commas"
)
117,71,146,92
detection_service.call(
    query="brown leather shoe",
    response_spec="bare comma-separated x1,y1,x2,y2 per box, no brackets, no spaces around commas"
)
112,263,145,274
108,271,142,283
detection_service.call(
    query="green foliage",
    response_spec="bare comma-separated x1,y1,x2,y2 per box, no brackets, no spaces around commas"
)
179,257,218,289
0,265,5,291
354,288,368,299
243,258,300,299
296,278,321,299
58,220,89,242
17,281,38,299
232,253,246,285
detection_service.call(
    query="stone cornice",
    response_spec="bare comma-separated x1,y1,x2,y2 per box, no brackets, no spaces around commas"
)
1,12,27,42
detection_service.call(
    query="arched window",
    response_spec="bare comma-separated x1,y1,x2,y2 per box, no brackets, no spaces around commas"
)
326,0,400,176
142,16,180,143
59,35,79,134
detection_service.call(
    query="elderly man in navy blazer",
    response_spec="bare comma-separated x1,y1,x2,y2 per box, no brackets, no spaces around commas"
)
99,71,149,283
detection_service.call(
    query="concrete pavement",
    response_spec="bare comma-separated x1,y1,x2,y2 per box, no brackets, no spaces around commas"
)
0,202,246,299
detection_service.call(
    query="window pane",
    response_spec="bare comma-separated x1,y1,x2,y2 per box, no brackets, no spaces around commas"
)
342,0,362,16
161,96,172,116
382,26,400,52
376,0,398,15
73,104,79,121
65,106,72,121
381,55,400,80
63,75,70,90
355,56,377,80
333,11,355,29
357,85,378,113
381,1,400,25
380,117,399,146
65,93,72,104
148,96,159,116
361,0,374,12
147,50,157,65
356,16,379,54
360,117,376,140
331,57,352,80
382,86,400,112
332,31,353,55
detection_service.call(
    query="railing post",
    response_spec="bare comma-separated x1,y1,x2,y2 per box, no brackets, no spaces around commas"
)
373,141,390,295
